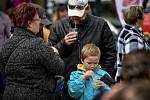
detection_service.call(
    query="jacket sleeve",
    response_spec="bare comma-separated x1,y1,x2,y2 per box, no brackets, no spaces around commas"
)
48,23,72,57
37,39,64,76
0,44,11,73
0,52,5,73
102,70,111,91
103,83,110,92
67,71,85,99
101,21,117,75
125,34,146,54
4,14,12,38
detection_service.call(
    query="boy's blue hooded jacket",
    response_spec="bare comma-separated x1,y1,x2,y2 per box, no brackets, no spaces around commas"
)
67,64,110,100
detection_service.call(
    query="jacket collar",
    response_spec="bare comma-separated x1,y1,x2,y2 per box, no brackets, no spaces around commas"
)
125,24,144,37
13,28,37,38
77,64,86,72
77,64,102,73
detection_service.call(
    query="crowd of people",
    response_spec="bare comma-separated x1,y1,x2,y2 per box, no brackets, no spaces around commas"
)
0,0,150,100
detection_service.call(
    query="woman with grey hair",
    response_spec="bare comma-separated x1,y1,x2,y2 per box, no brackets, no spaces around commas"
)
116,5,150,81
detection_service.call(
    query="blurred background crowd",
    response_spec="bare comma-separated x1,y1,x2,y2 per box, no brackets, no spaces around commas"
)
1,0,150,38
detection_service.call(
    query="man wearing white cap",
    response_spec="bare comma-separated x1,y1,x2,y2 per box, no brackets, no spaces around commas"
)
68,0,88,17
49,0,116,99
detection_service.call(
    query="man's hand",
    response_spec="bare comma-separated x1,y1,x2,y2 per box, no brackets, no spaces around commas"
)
64,32,78,45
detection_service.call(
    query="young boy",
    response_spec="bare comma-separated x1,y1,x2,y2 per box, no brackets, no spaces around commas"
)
67,43,111,100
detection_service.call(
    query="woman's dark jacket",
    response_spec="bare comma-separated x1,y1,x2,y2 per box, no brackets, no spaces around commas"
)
0,28,64,100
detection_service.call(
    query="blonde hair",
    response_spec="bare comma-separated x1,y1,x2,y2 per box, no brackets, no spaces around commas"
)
81,43,101,60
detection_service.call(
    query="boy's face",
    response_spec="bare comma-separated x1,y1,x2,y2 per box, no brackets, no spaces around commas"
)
82,56,99,70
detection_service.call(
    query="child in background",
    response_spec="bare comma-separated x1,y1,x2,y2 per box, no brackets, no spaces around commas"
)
67,43,110,100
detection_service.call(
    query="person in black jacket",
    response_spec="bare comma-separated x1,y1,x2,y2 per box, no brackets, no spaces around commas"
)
48,0,116,99
0,3,64,100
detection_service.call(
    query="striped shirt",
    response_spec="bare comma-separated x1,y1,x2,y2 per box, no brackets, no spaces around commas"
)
116,24,150,78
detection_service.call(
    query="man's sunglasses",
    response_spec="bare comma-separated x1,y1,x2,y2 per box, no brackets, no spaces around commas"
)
68,4,88,10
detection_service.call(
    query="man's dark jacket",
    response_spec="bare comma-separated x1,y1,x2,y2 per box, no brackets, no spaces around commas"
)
49,15,116,80
0,28,64,100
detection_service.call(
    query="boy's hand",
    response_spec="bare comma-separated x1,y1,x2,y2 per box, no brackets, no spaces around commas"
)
81,70,94,80
94,79,104,88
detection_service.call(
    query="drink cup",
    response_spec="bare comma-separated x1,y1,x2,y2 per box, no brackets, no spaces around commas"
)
69,28,78,34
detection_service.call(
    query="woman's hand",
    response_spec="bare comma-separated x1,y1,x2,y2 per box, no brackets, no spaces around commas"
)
51,46,59,54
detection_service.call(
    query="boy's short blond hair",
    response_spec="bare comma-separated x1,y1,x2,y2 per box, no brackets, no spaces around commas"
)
81,43,101,60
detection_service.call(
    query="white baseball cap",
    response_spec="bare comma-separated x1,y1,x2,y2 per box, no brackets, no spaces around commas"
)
68,0,88,17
